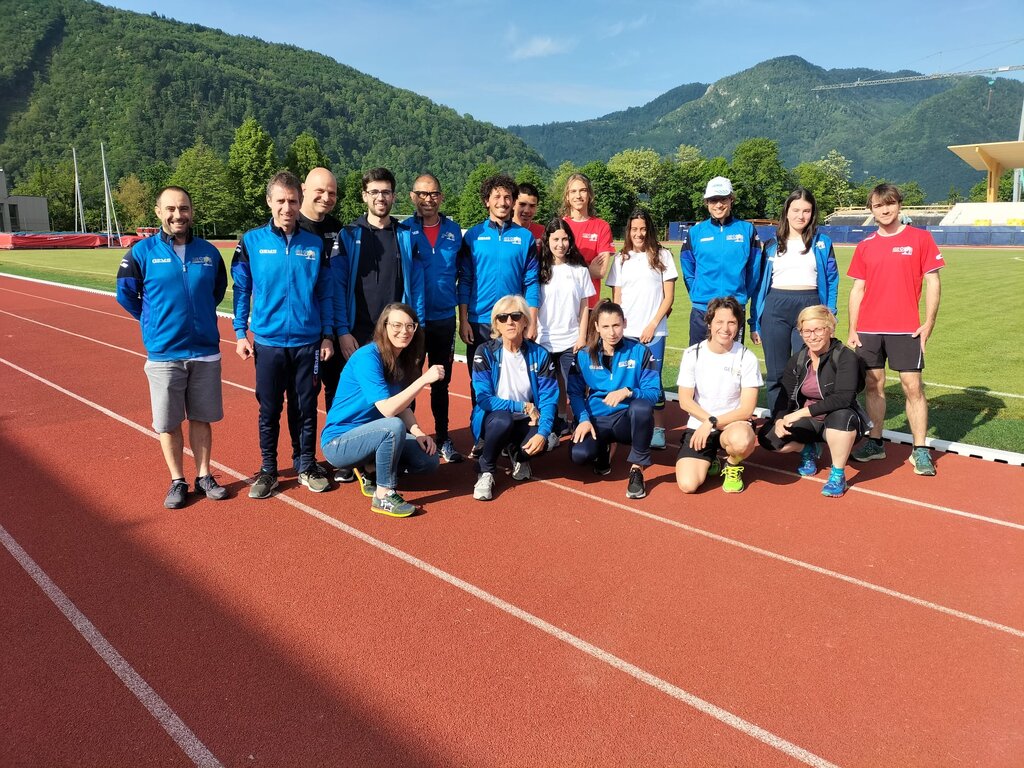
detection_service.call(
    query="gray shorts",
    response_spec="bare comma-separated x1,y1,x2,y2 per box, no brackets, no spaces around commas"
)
144,359,224,433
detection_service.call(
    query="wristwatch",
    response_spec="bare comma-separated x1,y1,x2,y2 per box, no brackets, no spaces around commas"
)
708,415,719,430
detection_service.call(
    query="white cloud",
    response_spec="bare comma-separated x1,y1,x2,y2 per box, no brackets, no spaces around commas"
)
512,36,568,60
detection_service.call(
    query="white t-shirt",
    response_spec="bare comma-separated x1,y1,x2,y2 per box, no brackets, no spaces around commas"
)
496,348,532,419
537,262,595,352
676,340,763,429
606,248,678,338
770,238,817,289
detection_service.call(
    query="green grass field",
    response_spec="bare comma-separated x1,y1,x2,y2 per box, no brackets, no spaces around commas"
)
3,244,1023,453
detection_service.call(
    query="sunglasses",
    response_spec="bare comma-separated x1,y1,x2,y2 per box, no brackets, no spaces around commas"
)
496,312,525,323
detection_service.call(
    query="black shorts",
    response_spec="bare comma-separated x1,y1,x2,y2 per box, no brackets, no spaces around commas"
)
676,428,722,462
856,333,923,372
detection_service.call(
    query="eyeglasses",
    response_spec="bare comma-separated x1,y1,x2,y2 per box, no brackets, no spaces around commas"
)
706,196,731,204
799,327,829,338
365,189,394,198
495,312,525,323
412,190,441,200
387,321,418,333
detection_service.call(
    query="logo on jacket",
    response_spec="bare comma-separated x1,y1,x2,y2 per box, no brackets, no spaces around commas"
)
191,255,213,266
152,257,172,264
300,249,318,260
258,249,277,254
618,360,636,369
502,236,523,245
442,231,457,242
726,234,746,243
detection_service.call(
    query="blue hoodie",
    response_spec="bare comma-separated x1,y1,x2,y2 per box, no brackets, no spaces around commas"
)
470,337,559,440
231,221,333,346
116,231,227,361
750,233,839,334
567,338,661,422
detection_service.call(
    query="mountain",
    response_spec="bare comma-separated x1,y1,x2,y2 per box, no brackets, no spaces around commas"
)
0,0,546,194
509,56,1024,199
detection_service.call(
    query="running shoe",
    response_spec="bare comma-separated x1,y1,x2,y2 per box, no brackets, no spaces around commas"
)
371,491,416,517
439,438,464,464
164,479,189,509
707,456,722,477
352,467,377,498
511,455,533,481
593,444,612,476
249,471,279,499
722,463,745,493
821,467,847,497
651,426,667,450
852,438,886,462
298,464,331,493
467,438,485,460
909,447,936,476
625,467,646,499
194,474,228,501
333,466,356,483
546,431,560,452
473,472,495,501
797,443,822,476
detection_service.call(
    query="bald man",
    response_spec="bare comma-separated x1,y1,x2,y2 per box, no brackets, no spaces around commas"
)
286,167,347,480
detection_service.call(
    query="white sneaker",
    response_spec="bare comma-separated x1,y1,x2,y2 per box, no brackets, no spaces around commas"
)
473,471,495,501
511,456,532,481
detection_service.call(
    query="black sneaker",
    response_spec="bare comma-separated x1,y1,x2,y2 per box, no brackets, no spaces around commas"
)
626,467,646,499
249,471,279,499
593,445,612,476
333,467,356,483
164,479,189,509
467,438,485,460
195,474,228,501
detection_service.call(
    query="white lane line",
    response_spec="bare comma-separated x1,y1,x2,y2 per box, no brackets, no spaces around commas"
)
2,356,839,768
534,479,1024,640
0,523,223,768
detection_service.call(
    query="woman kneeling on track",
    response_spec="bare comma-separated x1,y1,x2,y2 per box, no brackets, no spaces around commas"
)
470,295,559,501
320,303,443,517
758,305,868,498
567,300,660,500
676,296,762,495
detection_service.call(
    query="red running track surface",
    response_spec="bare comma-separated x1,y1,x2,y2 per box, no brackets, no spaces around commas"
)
2,275,1022,767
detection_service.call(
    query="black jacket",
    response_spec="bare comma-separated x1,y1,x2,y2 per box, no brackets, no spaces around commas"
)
772,338,861,418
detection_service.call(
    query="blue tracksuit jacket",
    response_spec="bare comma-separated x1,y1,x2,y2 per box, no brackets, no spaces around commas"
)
679,216,762,329
567,338,661,423
116,231,227,361
750,233,839,334
231,221,333,346
409,213,463,323
457,218,539,323
470,337,559,440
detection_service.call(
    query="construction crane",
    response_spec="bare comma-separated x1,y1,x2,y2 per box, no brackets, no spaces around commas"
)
812,64,1024,202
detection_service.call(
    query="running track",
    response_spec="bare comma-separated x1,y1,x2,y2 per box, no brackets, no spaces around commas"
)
1,274,1022,767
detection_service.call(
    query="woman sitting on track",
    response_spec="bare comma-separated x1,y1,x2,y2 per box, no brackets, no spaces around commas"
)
758,305,867,498
320,303,443,517
567,300,660,501
470,295,559,501
675,296,762,495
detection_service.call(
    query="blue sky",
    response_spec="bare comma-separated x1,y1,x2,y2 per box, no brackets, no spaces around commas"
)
105,0,1024,128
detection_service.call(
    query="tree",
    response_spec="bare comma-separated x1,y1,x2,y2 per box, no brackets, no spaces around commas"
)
729,138,791,220
138,161,173,197
113,174,152,230
285,132,330,179
675,144,704,166
607,148,662,197
338,170,365,225
578,161,636,233
816,150,853,211
12,161,77,231
169,138,236,235
649,161,698,231
969,171,1014,202
457,162,501,226
900,181,927,207
228,117,278,229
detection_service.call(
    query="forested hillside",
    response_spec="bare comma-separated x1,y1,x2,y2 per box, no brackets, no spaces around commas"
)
0,0,545,195
510,56,1024,199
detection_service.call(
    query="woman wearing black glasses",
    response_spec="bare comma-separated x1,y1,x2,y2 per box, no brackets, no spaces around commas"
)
469,295,559,501
321,303,444,517
758,305,867,498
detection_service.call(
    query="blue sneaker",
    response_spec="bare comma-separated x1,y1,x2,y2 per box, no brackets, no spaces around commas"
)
909,447,936,476
797,443,822,476
821,467,847,498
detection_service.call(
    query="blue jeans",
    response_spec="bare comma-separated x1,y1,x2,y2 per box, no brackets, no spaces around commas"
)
322,417,438,490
